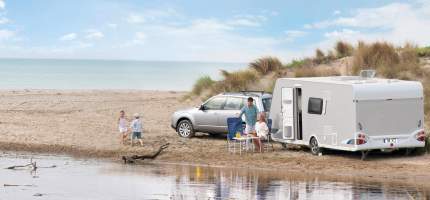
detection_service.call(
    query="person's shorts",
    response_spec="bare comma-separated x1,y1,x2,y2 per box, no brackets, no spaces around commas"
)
245,124,255,134
119,127,128,133
132,132,142,139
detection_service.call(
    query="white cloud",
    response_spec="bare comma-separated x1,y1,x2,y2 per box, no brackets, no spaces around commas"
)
324,29,359,38
0,0,5,10
284,30,307,42
85,30,104,40
107,23,117,29
227,15,267,27
0,29,15,40
127,14,145,24
0,17,9,24
333,10,341,15
307,1,430,50
59,33,77,41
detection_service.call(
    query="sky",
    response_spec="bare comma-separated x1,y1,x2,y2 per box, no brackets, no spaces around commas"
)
0,0,429,62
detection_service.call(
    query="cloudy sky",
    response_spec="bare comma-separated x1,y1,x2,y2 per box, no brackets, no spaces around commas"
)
0,0,429,62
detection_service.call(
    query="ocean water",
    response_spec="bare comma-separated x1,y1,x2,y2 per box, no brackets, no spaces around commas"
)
0,59,245,91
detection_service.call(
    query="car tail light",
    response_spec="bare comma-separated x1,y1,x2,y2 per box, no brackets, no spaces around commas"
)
416,130,426,142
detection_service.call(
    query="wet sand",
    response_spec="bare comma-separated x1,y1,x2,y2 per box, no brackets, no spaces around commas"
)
0,90,430,188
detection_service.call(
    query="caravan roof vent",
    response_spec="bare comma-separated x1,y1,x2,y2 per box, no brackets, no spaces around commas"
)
360,70,376,79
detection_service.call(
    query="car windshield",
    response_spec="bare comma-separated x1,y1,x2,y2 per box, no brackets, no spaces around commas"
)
262,97,272,112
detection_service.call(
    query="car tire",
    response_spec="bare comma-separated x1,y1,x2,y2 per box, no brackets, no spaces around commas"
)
177,120,195,138
310,137,321,155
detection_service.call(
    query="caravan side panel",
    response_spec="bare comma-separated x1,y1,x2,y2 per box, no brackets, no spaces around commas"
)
300,82,356,151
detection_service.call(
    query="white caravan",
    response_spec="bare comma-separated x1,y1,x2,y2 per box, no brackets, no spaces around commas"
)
269,73,426,159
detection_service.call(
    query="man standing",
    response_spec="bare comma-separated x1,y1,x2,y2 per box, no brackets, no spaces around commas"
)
239,97,259,134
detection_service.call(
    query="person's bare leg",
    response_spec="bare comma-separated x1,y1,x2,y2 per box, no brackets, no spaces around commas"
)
122,133,127,144
250,132,260,152
138,139,143,147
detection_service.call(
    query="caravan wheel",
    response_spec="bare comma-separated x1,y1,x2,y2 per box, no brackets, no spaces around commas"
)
310,137,321,155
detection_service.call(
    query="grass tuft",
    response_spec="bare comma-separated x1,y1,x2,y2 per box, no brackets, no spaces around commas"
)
335,41,353,58
191,76,215,96
295,67,340,77
249,57,282,75
417,46,430,57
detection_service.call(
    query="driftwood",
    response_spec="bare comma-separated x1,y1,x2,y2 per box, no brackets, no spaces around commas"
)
122,143,170,164
5,158,56,171
4,184,35,187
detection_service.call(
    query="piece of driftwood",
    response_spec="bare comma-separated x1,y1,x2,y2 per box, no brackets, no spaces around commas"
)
4,184,35,187
122,143,170,164
5,158,56,171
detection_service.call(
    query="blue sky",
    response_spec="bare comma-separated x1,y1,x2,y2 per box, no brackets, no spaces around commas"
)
0,0,429,62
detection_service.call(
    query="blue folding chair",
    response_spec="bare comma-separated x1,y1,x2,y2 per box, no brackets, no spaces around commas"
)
227,117,243,153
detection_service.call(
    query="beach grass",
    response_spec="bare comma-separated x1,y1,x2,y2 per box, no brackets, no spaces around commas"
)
249,57,282,75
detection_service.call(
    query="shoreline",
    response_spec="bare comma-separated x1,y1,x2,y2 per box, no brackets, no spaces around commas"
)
1,89,430,189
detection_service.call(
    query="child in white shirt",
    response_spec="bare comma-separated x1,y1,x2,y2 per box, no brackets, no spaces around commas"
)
118,110,129,144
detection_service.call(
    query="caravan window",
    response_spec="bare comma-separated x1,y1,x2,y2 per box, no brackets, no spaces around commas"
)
308,97,323,115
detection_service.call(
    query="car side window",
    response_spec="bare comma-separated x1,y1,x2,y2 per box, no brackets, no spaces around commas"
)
224,97,244,110
204,97,226,110
308,97,323,115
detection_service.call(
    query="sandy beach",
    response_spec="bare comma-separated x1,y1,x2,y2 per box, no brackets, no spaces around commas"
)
1,90,430,188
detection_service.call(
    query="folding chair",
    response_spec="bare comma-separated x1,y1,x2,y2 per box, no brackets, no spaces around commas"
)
262,119,274,152
227,117,243,153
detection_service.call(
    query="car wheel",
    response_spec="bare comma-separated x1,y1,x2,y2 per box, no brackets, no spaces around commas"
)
310,137,321,155
177,120,195,138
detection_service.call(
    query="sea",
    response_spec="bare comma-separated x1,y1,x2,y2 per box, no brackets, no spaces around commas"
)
0,59,245,91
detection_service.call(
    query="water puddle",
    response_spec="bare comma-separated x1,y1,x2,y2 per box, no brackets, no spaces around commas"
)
0,152,429,199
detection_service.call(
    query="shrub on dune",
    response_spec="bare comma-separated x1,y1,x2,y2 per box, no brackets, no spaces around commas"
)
335,41,353,58
313,49,326,64
216,69,259,92
249,57,282,75
294,66,340,77
191,76,215,95
417,46,430,57
352,41,400,78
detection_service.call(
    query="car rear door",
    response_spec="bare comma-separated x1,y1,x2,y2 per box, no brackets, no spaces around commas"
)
217,96,245,133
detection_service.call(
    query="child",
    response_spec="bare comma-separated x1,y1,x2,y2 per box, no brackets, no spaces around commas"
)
118,110,128,144
130,113,143,146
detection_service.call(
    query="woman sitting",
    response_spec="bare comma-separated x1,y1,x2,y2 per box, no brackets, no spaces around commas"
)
250,112,269,152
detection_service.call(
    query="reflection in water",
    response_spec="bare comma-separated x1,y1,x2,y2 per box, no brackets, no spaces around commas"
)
166,164,428,200
0,153,429,200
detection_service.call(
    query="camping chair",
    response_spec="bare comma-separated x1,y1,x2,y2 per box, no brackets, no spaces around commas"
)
262,119,274,152
227,117,244,153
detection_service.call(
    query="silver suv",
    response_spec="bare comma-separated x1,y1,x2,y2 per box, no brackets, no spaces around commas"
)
171,91,272,138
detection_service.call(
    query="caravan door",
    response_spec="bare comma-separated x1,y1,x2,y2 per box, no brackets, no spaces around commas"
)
281,88,295,139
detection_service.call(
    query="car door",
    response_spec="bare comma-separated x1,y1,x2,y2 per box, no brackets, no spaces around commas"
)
193,96,226,133
217,97,245,133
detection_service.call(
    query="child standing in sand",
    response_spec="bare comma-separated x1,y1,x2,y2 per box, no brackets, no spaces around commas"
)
118,110,129,144
130,113,144,147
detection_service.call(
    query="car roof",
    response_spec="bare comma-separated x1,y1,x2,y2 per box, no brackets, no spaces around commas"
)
219,91,272,98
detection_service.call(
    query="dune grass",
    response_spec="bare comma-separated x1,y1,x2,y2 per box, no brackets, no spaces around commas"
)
417,46,430,57
351,41,423,79
191,76,215,96
335,41,353,58
294,66,340,77
249,57,282,75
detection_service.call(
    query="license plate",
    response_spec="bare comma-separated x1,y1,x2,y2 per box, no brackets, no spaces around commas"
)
383,138,398,144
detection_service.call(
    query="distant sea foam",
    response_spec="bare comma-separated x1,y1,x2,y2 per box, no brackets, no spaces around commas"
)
0,59,245,91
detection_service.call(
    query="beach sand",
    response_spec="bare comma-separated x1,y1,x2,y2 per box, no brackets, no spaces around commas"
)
1,90,430,188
